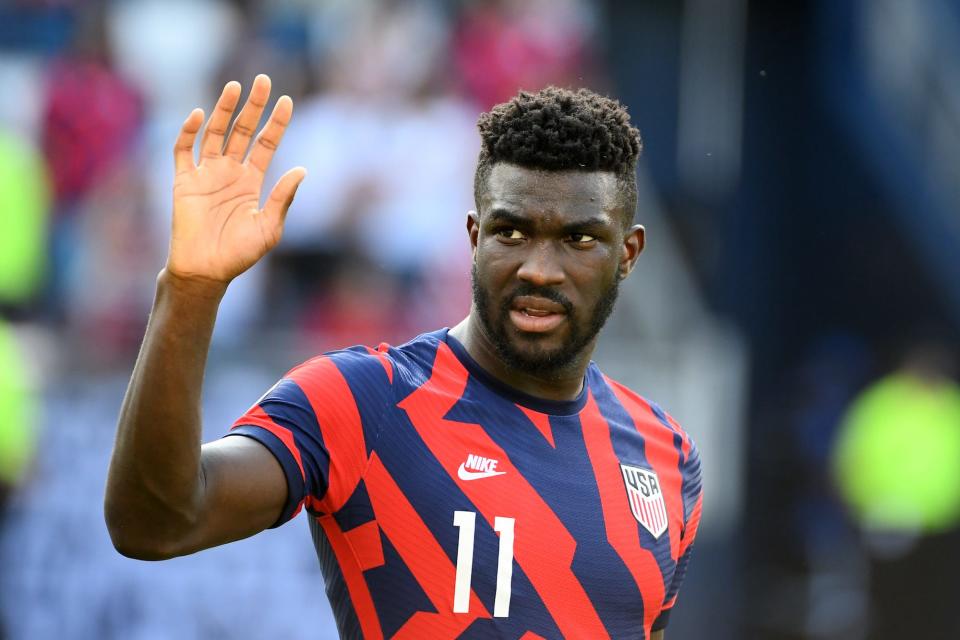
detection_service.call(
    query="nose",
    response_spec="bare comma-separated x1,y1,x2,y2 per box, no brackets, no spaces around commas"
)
516,240,565,287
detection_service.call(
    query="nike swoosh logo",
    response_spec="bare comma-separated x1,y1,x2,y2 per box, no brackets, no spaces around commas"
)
457,463,507,481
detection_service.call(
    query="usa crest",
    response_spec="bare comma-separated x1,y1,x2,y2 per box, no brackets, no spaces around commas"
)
620,464,668,538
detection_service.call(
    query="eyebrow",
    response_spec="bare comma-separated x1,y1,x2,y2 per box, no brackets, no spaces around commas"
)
559,216,610,234
486,209,529,227
486,208,612,232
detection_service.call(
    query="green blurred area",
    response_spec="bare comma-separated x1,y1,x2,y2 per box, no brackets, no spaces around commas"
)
834,371,960,533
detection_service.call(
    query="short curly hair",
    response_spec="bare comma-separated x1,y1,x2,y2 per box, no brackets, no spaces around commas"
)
474,86,642,226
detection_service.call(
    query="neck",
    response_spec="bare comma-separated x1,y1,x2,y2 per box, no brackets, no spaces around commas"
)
448,313,593,402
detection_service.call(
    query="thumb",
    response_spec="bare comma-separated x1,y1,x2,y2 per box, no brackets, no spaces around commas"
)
264,166,307,224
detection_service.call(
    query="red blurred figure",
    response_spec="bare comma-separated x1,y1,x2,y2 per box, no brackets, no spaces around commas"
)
453,0,595,108
41,4,142,210
42,58,141,208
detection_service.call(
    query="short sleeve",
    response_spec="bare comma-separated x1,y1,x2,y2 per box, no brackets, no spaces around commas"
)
652,438,703,631
225,345,394,527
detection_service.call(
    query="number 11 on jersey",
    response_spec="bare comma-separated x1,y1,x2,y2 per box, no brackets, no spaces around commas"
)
452,510,515,617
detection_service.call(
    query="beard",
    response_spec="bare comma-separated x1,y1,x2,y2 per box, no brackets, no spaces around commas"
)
471,262,620,376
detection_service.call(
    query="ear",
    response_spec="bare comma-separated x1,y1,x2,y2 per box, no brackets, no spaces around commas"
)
618,224,645,279
467,210,480,258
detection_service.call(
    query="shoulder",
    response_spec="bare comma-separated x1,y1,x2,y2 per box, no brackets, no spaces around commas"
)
284,329,451,393
279,344,395,406
383,329,447,368
594,368,699,459
371,328,457,389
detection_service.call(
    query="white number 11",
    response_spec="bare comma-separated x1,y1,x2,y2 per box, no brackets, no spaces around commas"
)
452,510,515,617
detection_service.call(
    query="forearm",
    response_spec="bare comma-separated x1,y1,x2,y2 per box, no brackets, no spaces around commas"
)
105,269,227,557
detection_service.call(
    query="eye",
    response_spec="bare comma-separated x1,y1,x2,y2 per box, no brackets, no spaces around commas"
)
568,233,597,245
496,228,526,241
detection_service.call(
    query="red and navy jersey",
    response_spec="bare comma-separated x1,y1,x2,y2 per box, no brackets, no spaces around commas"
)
228,329,703,640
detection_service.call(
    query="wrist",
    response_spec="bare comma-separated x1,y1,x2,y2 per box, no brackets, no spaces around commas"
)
157,268,229,302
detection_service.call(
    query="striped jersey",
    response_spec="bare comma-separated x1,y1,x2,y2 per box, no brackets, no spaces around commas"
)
227,328,703,639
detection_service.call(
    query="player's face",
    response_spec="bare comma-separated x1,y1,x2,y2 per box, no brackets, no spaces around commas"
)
469,163,644,375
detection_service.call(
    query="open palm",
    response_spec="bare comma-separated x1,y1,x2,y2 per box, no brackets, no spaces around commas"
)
167,75,306,284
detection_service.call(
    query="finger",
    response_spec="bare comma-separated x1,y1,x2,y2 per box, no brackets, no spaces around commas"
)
247,95,293,174
199,81,242,159
224,74,271,161
173,108,204,175
263,166,307,224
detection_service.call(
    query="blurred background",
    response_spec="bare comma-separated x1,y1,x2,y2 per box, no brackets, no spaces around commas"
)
1,0,959,638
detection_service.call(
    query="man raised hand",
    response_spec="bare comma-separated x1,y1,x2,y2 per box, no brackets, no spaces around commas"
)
106,82,700,640
105,75,304,559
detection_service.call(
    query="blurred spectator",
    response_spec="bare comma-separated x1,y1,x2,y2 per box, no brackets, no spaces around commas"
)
106,0,255,345
832,342,960,639
106,0,241,114
298,256,407,353
63,164,161,363
452,0,597,108
40,4,143,321
265,0,478,345
41,64,140,209
309,0,449,102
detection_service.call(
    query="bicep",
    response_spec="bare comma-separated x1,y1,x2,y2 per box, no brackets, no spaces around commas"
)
176,436,288,554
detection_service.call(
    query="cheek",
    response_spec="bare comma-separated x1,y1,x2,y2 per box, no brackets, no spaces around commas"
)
476,245,520,283
569,255,618,294
567,281,616,324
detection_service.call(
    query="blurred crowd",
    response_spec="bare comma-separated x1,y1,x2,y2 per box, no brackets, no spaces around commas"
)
0,0,601,362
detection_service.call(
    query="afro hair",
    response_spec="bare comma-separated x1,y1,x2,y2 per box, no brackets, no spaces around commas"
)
474,86,642,223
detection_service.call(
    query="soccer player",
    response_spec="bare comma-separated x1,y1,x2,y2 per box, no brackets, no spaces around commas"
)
105,74,703,640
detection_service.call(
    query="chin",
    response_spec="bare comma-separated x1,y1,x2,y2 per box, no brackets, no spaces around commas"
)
506,324,565,347
500,334,579,373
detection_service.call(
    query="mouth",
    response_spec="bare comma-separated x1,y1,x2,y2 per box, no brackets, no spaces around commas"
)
508,296,567,333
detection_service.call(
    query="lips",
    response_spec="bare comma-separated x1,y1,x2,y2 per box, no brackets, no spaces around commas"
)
508,295,567,333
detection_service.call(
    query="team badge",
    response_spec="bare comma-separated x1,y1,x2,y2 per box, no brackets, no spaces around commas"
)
620,464,668,539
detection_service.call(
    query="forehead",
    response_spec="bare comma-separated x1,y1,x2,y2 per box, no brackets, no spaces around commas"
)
481,163,622,224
